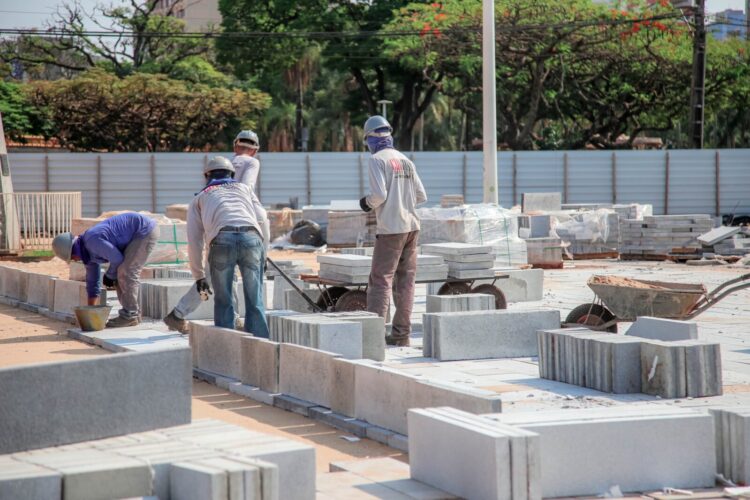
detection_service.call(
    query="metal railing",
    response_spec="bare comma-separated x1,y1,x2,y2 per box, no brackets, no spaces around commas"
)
0,192,82,252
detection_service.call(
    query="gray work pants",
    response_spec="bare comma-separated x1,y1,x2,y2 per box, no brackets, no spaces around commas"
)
367,230,419,338
172,262,240,321
115,227,158,319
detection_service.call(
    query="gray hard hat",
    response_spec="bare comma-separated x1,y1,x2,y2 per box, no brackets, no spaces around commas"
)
52,232,74,262
363,115,392,139
234,130,260,149
203,156,235,175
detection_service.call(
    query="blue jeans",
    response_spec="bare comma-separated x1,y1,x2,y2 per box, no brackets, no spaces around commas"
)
208,230,269,338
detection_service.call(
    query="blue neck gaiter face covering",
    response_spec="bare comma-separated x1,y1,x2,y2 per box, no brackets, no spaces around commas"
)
367,135,394,154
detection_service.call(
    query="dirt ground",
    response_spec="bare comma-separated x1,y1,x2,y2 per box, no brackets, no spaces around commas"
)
0,294,400,472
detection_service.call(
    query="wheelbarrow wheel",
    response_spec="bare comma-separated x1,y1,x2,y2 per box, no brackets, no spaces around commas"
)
334,290,368,312
565,303,617,333
316,286,350,311
470,284,507,310
437,282,472,295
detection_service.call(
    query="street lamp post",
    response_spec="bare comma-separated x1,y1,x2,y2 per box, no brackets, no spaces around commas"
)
482,0,498,204
377,100,393,121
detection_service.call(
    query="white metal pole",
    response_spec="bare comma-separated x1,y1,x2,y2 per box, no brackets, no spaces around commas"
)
482,0,498,204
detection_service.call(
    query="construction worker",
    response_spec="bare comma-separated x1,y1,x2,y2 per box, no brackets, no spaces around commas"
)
51,213,158,328
359,115,427,347
184,156,270,337
232,129,261,191
163,130,268,333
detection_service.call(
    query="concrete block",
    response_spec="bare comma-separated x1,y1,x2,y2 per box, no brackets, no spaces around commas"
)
353,361,502,435
17,449,152,500
522,192,562,212
426,293,495,313
170,461,227,500
420,242,493,257
272,278,313,310
25,273,55,309
190,322,252,380
0,267,28,301
444,259,495,270
140,279,246,320
278,343,342,410
640,340,687,398
53,278,104,315
447,268,496,279
423,309,560,361
488,406,716,497
240,336,280,393
283,288,321,313
710,407,750,485
0,456,62,500
684,340,722,397
626,316,699,341
321,311,385,361
329,358,357,417
409,407,540,500
171,457,278,500
277,316,363,359
0,348,191,454
698,226,739,245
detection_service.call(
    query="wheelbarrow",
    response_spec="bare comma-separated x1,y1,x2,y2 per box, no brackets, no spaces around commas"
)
565,273,750,332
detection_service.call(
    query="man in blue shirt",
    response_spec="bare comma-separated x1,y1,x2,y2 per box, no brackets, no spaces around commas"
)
52,212,158,328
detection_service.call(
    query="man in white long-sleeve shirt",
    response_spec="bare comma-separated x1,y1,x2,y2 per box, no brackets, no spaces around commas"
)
359,115,427,346
179,156,269,337
232,129,261,190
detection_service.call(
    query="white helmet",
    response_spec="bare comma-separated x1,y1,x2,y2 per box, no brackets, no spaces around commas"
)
203,156,235,175
234,130,260,149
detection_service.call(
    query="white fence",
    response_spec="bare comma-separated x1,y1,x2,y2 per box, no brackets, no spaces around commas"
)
0,192,82,251
7,150,750,218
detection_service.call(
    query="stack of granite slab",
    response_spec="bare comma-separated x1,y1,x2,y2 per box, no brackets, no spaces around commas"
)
699,226,750,256
408,407,540,500
265,310,385,361
317,254,447,283
538,327,722,397
423,309,560,360
620,214,714,259
0,419,314,500
421,243,494,279
709,407,750,485
265,259,312,280
483,406,716,498
140,279,245,320
340,247,374,256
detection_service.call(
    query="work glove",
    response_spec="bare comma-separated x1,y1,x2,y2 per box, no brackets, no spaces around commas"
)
196,278,213,300
359,196,372,213
102,275,117,288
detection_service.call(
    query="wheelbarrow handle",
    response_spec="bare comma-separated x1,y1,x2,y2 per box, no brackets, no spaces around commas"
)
686,273,750,319
266,257,323,313
705,273,750,299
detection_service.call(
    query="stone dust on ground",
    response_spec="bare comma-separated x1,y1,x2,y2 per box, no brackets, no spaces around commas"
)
0,303,108,367
192,380,404,473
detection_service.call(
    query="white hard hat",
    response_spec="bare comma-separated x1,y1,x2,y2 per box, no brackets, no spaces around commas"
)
52,232,74,262
203,156,235,175
234,130,260,149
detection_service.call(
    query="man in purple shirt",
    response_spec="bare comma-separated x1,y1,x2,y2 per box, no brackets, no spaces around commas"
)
51,212,158,327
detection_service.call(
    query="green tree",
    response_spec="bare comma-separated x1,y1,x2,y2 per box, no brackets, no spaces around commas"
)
26,69,270,151
0,81,51,142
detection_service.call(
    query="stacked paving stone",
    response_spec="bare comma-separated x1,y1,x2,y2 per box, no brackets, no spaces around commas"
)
0,419,314,500
140,279,245,320
699,226,750,256
484,406,716,498
265,311,364,359
423,309,560,360
317,254,447,283
620,214,714,259
265,259,312,280
339,247,374,256
425,293,495,313
709,407,750,485
538,327,722,397
408,407,540,500
421,243,495,279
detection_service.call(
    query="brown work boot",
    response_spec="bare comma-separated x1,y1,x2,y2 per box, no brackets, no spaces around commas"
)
106,316,140,328
385,335,410,347
164,310,189,334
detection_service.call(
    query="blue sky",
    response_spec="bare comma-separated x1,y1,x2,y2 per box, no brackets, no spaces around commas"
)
0,0,746,30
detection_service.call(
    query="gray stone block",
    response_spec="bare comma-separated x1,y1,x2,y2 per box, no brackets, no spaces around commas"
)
423,309,560,361
0,456,62,500
0,348,192,454
283,288,321,313
426,293,495,313
409,407,540,500
421,243,493,256
190,322,252,380
321,311,385,361
0,267,28,301
444,259,495,270
275,316,363,359
17,449,152,500
625,316,699,341
53,278,104,315
25,273,56,309
710,407,750,485
522,192,562,212
684,340,722,397
240,336,280,393
278,343,342,410
488,406,716,498
447,268,496,279
640,340,688,398
140,279,246,320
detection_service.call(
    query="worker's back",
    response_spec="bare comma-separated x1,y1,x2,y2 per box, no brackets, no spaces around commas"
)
367,148,427,235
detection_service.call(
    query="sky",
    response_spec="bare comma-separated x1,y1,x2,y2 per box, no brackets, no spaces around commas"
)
0,0,746,30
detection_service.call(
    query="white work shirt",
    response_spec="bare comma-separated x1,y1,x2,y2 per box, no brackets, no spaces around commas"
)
233,154,260,191
187,180,267,280
365,148,427,235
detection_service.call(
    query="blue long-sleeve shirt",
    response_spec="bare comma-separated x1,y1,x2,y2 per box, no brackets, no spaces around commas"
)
75,213,157,298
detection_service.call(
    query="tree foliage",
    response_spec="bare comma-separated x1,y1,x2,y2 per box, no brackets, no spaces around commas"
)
0,81,52,141
25,69,270,151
